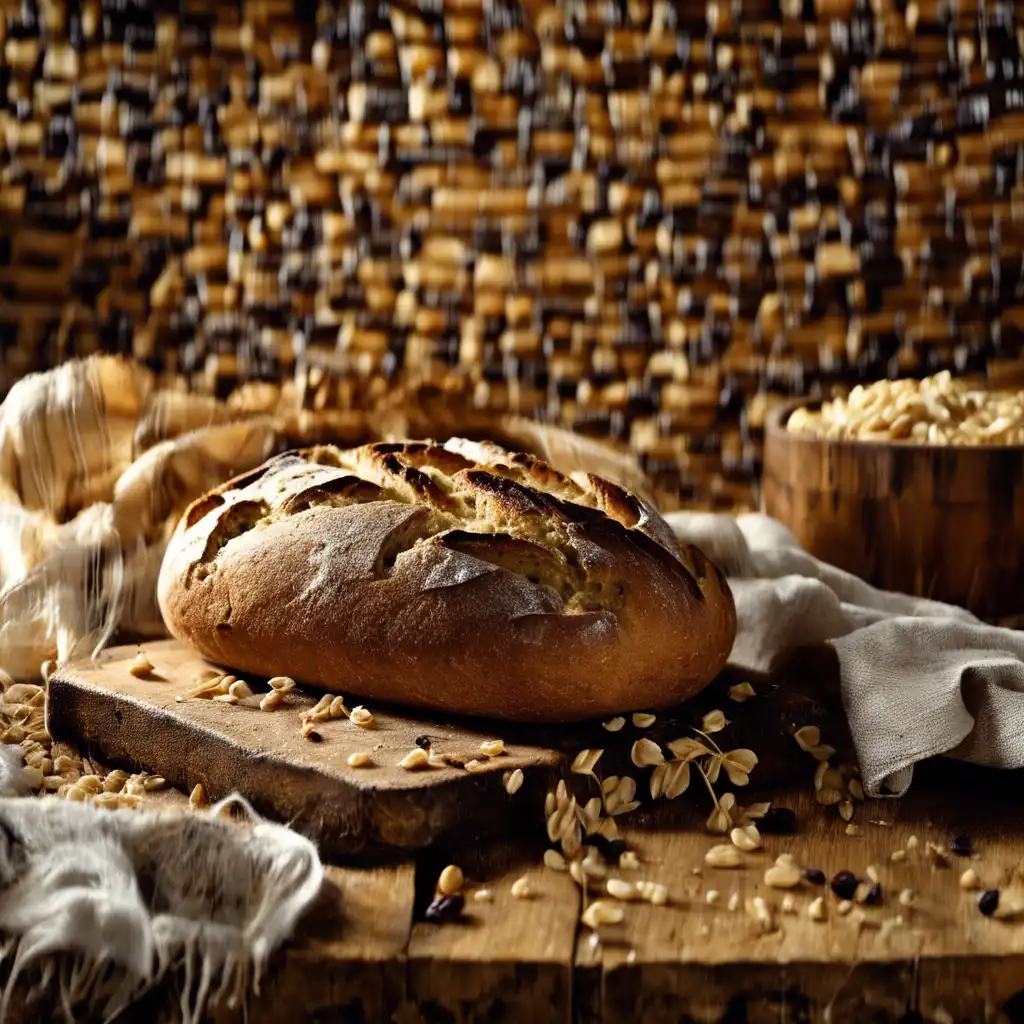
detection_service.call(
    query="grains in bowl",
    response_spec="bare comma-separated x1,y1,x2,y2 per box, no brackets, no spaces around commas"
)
786,372,1024,446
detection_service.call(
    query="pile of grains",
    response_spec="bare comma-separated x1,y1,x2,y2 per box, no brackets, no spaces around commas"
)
5,3,1024,507
787,373,1024,446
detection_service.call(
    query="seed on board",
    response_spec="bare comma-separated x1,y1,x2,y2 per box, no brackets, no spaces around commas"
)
727,892,740,912
808,897,827,921
890,850,907,863
906,835,919,851
632,712,656,728
572,748,603,774
510,876,533,899
845,824,863,837
701,710,726,733
728,682,756,702
706,889,721,905
399,748,430,770
269,676,296,692
637,880,668,906
350,706,373,728
504,768,524,795
464,759,490,773
978,890,1000,916
630,738,664,768
705,845,742,869
866,865,881,883
839,801,854,822
898,889,915,907
438,865,464,896
329,696,347,719
606,878,637,901
960,868,981,891
259,691,283,711
746,896,773,930
213,694,238,705
764,862,802,889
128,652,154,678
602,717,626,732
950,834,973,857
347,751,371,768
189,783,207,810
830,871,859,901
781,894,797,914
425,893,464,923
473,889,493,902
619,851,640,870
582,900,625,929
730,825,761,852
544,849,567,872
794,726,821,751
836,900,853,916
480,739,505,758
228,680,253,699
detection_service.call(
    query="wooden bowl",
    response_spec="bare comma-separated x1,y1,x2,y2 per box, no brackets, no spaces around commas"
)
762,401,1024,619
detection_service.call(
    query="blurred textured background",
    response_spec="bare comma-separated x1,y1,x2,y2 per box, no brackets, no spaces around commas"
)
0,0,1022,511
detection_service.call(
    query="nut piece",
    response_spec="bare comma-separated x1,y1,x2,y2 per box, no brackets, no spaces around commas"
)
438,864,464,896
582,899,625,929
350,706,374,727
480,739,505,757
631,738,664,767
606,878,637,901
504,768,524,795
808,897,826,921
510,876,533,899
705,889,721,905
228,679,253,699
705,844,743,869
764,861,803,889
544,849,567,872
128,652,155,678
602,717,626,732
631,713,656,728
960,868,981,891
728,682,756,702
347,751,372,768
399,748,430,770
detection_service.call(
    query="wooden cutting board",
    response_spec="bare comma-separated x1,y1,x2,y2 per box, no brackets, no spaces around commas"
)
46,640,836,861
46,639,565,860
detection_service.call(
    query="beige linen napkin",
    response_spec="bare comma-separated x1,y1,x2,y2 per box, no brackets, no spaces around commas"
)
665,511,1024,797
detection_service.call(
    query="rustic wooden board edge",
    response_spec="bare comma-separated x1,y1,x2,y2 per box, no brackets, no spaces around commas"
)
47,670,558,861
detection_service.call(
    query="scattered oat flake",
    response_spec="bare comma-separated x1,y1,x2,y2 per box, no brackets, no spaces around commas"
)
705,844,742,869
510,876,533,899
504,768,524,795
602,717,626,732
632,712,656,728
702,710,727,733
572,748,603,775
464,759,489,773
399,748,430,770
630,738,664,768
794,725,821,751
728,682,756,702
543,849,568,872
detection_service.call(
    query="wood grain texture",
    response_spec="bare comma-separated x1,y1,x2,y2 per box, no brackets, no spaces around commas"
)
401,841,580,1024
46,639,561,859
574,760,1024,1023
763,401,1024,618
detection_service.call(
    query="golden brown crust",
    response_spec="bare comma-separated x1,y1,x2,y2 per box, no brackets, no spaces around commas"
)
157,439,736,722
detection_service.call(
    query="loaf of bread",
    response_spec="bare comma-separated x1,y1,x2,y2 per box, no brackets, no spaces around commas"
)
157,439,736,722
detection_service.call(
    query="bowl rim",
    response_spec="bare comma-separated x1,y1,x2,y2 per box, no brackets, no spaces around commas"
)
765,397,1024,454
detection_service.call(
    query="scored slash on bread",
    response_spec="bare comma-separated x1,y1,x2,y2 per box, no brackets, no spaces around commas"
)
157,439,736,722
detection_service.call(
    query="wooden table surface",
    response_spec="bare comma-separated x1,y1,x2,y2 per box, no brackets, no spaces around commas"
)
190,756,1020,1024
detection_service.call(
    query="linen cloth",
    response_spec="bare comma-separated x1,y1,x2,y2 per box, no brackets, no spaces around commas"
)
0,747,322,1023
666,510,1024,797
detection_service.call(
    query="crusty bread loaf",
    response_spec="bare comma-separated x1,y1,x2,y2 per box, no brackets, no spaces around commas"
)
157,438,736,722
